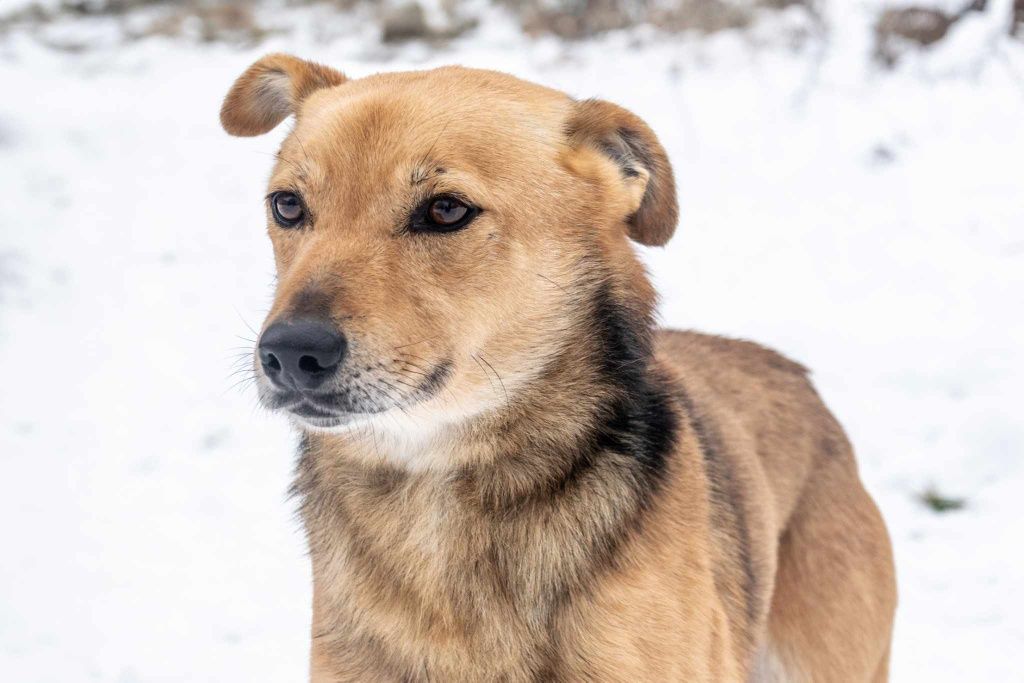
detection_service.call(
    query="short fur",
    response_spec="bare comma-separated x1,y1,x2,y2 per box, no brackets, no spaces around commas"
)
221,55,896,682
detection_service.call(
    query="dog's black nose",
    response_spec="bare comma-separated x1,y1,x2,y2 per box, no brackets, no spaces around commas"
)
258,319,347,391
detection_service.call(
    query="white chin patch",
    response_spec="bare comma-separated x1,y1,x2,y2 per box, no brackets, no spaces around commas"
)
289,387,509,470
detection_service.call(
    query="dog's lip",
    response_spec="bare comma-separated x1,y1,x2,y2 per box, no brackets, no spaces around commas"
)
288,400,341,418
273,395,356,430
269,390,367,416
271,391,347,413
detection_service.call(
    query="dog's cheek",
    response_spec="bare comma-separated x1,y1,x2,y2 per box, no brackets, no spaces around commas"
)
268,234,298,277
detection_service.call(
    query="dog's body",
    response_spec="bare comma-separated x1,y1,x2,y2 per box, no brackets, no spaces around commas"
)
221,56,896,682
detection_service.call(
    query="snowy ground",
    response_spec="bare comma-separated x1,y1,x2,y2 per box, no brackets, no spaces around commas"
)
1,2,1022,681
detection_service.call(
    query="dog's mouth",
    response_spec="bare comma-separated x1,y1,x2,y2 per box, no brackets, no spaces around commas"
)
271,391,385,429
258,359,453,429
284,396,373,429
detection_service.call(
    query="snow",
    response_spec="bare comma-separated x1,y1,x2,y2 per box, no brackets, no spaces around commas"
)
1,2,1023,681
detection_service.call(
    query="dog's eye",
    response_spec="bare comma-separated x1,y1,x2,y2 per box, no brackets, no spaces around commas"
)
270,191,305,227
413,195,478,233
429,197,468,226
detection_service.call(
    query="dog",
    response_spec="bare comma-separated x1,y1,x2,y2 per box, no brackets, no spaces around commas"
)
220,54,897,682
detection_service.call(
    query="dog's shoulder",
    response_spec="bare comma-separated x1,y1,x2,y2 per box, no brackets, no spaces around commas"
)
654,329,844,460
653,328,836,459
655,329,809,381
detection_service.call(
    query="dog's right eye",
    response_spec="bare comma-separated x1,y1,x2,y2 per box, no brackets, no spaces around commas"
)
270,191,305,227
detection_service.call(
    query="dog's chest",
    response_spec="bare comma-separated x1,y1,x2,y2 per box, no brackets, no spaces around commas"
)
304,474,552,678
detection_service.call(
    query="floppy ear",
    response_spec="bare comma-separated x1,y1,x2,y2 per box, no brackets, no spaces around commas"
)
220,53,347,137
565,99,678,246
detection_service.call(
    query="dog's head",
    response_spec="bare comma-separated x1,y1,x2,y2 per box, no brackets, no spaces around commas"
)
221,54,677,450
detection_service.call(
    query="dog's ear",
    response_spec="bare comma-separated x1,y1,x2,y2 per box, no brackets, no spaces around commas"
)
220,53,347,137
565,99,678,246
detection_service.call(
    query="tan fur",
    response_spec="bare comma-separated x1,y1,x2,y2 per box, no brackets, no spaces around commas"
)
221,55,896,682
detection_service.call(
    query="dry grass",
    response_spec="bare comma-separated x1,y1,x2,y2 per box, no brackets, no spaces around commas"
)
503,0,814,39
1,0,822,45
872,0,988,67
379,1,478,44
133,2,270,45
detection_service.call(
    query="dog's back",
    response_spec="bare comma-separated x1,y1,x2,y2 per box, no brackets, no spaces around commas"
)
657,330,897,681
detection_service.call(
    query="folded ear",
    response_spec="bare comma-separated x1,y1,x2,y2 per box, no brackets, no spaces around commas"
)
220,53,347,137
565,99,678,246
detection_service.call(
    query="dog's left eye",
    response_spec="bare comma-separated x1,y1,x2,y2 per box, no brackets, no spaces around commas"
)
412,195,479,233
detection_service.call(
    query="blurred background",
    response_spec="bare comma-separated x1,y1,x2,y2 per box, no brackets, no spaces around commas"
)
0,1,1021,681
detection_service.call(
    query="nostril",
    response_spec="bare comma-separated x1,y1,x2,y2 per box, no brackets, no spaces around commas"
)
263,352,282,372
298,355,331,374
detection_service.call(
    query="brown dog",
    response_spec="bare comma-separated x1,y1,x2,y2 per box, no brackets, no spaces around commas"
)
220,54,896,682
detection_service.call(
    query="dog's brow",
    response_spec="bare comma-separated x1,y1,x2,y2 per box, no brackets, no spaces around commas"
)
410,165,446,186
275,152,310,183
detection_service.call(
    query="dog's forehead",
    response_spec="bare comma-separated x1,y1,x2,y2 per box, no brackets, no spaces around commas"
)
282,67,571,182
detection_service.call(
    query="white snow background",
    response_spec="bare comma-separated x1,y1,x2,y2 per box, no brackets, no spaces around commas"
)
0,1,1022,681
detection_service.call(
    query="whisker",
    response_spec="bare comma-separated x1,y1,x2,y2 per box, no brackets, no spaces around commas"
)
536,272,571,295
471,354,495,393
390,377,419,391
396,351,433,365
477,353,509,407
394,336,438,350
224,375,257,396
377,378,408,405
232,307,261,338
416,116,453,171
394,360,430,378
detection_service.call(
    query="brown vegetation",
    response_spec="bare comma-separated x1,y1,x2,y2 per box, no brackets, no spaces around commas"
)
873,0,987,67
